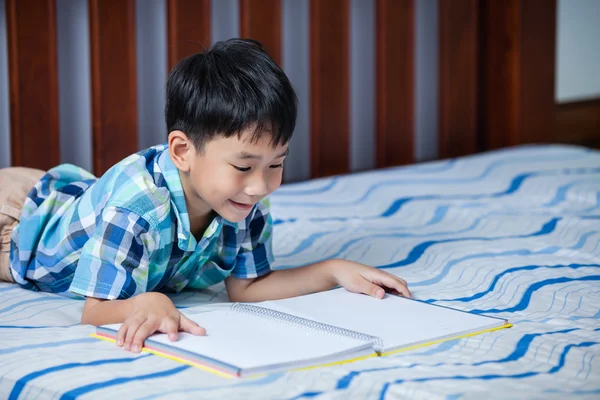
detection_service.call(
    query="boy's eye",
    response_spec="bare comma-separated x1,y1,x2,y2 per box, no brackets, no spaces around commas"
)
270,163,283,169
234,165,251,172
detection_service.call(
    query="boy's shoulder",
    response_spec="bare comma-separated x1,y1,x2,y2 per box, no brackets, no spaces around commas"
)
99,144,173,224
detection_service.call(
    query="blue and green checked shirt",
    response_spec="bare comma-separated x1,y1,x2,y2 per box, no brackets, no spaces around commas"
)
9,144,274,299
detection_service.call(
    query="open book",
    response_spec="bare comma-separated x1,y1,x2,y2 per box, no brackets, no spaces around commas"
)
93,288,511,378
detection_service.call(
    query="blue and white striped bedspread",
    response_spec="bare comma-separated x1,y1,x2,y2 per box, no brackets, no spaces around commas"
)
1,144,599,399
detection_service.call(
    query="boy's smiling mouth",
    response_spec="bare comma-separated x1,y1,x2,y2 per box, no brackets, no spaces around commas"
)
229,200,254,211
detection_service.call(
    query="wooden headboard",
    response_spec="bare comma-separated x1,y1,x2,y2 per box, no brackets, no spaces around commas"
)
4,0,598,180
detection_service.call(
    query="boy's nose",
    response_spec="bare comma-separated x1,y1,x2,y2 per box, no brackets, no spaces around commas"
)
245,176,269,197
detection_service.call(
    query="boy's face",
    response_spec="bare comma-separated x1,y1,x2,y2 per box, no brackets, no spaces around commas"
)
169,128,288,224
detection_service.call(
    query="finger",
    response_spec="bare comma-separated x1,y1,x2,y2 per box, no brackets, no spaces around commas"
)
163,318,179,341
350,277,385,299
124,315,146,351
395,283,411,298
378,274,412,298
116,321,128,347
131,320,158,353
180,314,206,336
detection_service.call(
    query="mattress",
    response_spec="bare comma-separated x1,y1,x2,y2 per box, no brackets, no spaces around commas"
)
1,144,599,399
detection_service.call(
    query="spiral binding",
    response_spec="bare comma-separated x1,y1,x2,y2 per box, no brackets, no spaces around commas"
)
231,303,384,351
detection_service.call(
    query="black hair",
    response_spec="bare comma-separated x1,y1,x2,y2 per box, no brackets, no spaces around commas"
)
165,38,297,150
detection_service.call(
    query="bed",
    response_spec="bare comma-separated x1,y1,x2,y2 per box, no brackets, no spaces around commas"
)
1,143,599,399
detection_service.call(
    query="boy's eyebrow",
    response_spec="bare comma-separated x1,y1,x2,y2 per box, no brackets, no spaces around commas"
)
277,148,290,158
237,148,289,160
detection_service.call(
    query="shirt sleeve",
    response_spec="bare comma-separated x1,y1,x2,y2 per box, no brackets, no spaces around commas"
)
69,206,158,300
231,198,275,279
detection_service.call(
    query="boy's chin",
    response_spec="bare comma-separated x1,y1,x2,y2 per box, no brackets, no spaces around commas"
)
217,200,254,223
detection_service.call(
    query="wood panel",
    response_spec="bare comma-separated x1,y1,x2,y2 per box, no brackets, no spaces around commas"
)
482,0,556,150
167,0,211,70
481,0,518,149
89,0,138,175
556,99,600,149
518,0,556,144
376,0,414,167
310,0,349,178
240,0,281,65
438,0,480,158
6,0,59,169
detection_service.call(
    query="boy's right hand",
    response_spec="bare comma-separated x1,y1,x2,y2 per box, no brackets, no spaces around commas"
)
117,292,206,353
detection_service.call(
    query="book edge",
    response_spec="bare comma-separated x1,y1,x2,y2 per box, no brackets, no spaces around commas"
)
90,332,239,379
378,321,513,356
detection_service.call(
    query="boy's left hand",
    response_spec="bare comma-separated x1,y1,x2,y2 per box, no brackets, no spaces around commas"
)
328,259,411,299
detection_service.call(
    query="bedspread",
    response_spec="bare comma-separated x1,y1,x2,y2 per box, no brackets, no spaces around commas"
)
1,144,599,399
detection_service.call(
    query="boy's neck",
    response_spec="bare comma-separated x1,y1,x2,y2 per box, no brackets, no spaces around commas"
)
177,169,216,240
189,210,217,241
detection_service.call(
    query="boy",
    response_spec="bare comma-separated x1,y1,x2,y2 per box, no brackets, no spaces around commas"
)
0,39,410,353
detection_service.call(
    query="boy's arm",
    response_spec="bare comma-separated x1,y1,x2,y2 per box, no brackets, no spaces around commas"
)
225,258,410,302
73,207,205,352
225,260,336,302
227,200,410,303
82,296,134,326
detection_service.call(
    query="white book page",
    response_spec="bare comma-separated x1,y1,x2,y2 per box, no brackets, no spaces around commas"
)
101,308,371,371
259,288,505,352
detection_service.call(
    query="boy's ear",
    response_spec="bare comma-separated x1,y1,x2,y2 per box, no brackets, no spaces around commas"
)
168,131,194,172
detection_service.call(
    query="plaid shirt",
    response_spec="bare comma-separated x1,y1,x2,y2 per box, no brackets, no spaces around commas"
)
9,144,274,299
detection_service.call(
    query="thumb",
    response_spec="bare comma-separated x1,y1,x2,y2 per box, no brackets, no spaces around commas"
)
354,278,385,299
180,314,207,336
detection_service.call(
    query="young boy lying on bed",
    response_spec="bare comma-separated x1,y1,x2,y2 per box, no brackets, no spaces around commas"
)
0,39,410,352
